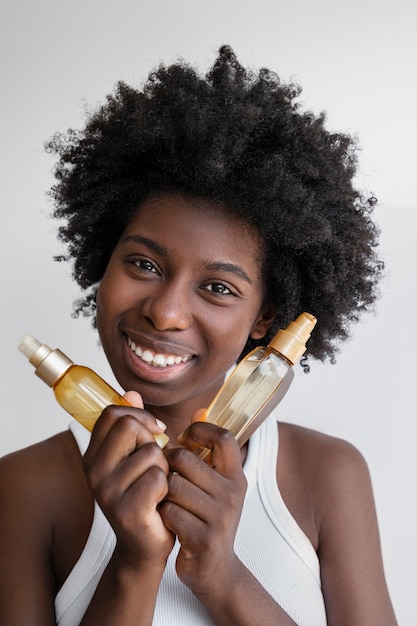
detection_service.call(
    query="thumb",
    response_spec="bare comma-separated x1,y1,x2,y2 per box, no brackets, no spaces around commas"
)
123,389,144,409
191,407,207,423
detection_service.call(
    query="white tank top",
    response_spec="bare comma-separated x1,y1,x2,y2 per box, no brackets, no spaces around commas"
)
55,414,327,625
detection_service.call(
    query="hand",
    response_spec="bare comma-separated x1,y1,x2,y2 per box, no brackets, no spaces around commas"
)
82,391,175,570
160,421,247,596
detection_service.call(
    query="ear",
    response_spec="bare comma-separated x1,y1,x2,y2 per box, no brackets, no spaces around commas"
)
249,302,277,340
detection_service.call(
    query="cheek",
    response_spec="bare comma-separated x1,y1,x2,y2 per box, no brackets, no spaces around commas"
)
94,287,106,339
96,265,126,313
95,278,116,335
95,279,108,312
206,316,255,363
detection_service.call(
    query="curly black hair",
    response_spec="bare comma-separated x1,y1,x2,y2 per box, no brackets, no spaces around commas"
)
46,45,383,363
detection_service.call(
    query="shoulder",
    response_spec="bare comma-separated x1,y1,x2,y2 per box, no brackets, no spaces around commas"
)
0,430,83,485
276,422,398,624
0,430,85,521
278,421,369,476
277,422,372,547
0,429,94,591
0,431,87,620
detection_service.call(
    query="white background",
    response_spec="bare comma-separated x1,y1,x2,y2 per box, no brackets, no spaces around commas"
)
1,1,416,624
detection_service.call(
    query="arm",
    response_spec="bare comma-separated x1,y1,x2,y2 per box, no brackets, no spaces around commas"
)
161,422,297,625
79,399,174,625
0,397,172,626
315,437,398,625
0,447,61,626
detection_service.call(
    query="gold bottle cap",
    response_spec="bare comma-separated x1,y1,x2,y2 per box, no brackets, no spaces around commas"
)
269,312,317,364
19,334,73,387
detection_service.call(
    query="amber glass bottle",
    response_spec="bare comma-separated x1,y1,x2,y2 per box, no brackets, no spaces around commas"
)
18,334,169,448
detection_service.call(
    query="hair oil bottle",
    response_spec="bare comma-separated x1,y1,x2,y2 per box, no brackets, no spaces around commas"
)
18,334,169,448
194,312,316,460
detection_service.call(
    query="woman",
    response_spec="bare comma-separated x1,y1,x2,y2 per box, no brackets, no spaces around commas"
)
0,46,397,625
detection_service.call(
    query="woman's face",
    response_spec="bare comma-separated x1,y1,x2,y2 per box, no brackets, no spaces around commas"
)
96,194,275,423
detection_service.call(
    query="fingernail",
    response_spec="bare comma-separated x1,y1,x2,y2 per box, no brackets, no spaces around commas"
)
155,418,167,431
177,432,185,444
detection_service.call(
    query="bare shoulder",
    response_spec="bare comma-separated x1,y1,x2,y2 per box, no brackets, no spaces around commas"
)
277,421,373,549
278,421,370,486
0,430,89,549
279,420,367,463
0,430,92,623
0,430,84,502
0,428,93,544
278,422,397,625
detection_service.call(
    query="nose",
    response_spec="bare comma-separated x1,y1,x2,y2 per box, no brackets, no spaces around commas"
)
141,280,193,331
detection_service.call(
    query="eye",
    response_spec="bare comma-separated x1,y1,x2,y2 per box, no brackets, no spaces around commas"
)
202,282,235,296
127,257,159,274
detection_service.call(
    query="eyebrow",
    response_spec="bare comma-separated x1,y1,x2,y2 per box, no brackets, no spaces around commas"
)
121,235,253,285
121,235,167,257
204,262,253,285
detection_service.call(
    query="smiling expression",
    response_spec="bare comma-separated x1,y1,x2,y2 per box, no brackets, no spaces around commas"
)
96,193,276,426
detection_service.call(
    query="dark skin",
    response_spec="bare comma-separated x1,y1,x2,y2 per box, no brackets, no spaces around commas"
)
0,194,397,625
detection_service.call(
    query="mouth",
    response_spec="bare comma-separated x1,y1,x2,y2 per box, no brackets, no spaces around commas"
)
127,336,194,368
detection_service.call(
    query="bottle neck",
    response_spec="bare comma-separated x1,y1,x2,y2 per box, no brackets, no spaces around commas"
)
268,345,294,367
32,348,74,388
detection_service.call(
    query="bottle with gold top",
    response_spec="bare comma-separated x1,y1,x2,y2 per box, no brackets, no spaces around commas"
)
18,334,169,449
194,312,317,461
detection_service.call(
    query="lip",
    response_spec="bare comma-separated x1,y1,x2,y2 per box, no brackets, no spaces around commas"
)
124,333,196,383
128,335,193,366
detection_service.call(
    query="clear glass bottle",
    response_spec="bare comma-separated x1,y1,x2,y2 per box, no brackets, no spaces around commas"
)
18,335,169,448
194,312,317,460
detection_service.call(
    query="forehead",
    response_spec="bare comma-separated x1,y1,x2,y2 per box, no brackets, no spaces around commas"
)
124,193,265,270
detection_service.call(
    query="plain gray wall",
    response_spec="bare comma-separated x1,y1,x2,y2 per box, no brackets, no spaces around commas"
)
1,1,416,623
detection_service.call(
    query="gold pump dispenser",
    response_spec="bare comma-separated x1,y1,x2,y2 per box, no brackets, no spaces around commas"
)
18,334,169,448
268,312,317,364
194,312,316,461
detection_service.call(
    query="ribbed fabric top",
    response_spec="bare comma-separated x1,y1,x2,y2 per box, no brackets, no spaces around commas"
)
55,415,326,625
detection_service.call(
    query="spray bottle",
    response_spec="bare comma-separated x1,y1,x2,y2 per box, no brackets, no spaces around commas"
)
18,334,169,448
193,312,316,460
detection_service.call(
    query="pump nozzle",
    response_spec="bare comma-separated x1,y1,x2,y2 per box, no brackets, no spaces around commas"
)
269,312,317,364
18,334,43,359
18,334,73,387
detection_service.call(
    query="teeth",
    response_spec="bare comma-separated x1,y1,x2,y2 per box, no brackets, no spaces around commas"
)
142,350,154,363
153,354,167,367
128,337,191,368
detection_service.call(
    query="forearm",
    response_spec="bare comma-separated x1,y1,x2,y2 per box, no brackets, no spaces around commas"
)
195,558,297,626
80,548,165,626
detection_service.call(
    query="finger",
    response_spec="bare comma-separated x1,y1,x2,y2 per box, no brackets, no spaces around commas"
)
178,422,242,477
104,455,170,517
121,394,168,448
161,467,243,548
87,404,166,458
159,496,207,539
85,421,170,508
110,440,170,494
165,445,215,490
191,407,207,423
120,392,168,448
123,389,144,408
84,411,162,480
164,468,211,519
165,443,244,507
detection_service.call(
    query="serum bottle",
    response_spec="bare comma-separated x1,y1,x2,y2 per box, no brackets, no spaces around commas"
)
18,334,169,448
194,312,316,460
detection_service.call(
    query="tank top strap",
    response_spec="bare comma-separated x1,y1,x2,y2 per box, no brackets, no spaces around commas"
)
256,412,321,580
55,422,116,625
